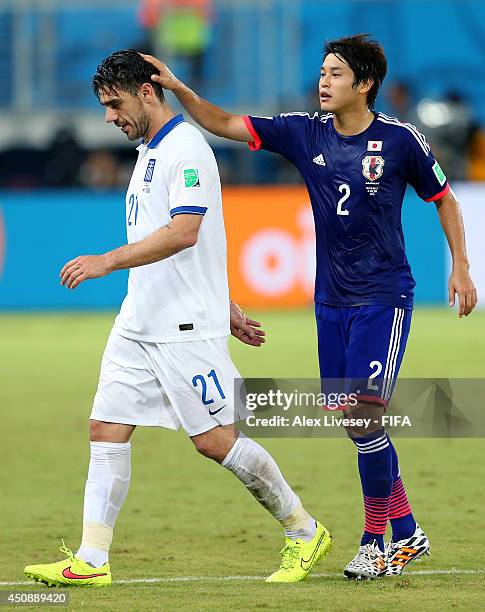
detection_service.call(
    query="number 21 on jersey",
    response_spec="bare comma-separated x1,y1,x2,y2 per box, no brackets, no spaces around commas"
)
128,194,139,226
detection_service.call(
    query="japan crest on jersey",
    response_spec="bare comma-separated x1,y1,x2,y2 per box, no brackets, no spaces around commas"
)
362,156,385,182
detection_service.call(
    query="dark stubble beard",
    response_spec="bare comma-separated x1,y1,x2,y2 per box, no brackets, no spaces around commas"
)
128,106,150,141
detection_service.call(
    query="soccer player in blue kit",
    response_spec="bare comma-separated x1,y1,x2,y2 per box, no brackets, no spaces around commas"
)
143,34,477,579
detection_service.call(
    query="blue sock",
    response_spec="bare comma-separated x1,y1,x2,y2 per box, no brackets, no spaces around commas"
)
352,431,393,552
388,437,416,541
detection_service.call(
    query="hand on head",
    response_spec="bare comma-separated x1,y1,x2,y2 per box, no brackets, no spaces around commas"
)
139,53,180,90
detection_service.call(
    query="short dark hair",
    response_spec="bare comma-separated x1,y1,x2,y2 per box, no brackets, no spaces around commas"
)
323,34,387,109
92,49,165,102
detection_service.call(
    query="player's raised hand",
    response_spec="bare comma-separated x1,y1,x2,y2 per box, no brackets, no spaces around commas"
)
140,54,180,90
60,254,112,290
448,265,477,317
230,301,266,347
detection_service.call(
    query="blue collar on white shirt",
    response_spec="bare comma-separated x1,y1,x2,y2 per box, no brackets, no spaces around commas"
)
146,114,185,149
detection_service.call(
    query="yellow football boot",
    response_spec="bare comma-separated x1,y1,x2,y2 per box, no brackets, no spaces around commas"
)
266,521,333,583
24,540,111,587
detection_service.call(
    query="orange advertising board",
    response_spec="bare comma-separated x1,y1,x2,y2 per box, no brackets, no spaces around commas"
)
223,186,315,308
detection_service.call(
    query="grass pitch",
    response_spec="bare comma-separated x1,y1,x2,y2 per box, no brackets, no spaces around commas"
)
1,308,484,611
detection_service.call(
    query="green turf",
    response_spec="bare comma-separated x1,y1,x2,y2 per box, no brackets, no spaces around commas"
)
1,308,484,610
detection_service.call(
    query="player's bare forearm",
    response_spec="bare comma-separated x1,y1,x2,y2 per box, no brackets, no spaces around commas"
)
435,190,468,266
173,85,249,141
140,53,250,142
107,222,196,271
435,190,477,316
61,216,201,289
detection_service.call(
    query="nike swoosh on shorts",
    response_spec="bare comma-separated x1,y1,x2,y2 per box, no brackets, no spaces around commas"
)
209,404,226,416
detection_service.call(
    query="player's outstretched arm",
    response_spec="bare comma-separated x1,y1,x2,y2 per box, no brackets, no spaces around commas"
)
230,301,266,347
60,215,202,289
435,189,477,317
141,54,251,143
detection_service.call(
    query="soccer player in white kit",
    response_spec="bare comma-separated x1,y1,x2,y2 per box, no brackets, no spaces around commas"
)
24,50,332,586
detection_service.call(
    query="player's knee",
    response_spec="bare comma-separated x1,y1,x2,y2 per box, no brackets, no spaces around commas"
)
345,424,385,439
89,420,107,441
192,435,221,461
344,400,385,438
89,419,133,443
191,427,237,463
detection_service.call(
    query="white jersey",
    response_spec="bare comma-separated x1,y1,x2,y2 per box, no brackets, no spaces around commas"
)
113,115,230,343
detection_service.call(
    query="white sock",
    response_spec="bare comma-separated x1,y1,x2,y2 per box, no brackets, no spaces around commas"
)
75,545,109,569
222,434,316,541
281,504,317,542
76,441,131,567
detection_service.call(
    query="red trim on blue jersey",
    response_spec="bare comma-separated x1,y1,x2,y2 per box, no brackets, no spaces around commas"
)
320,393,389,412
321,405,345,412
356,394,389,408
424,183,450,202
243,116,262,151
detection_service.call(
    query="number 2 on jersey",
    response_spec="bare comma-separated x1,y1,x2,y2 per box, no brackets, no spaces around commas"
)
337,183,350,216
128,194,139,226
192,369,226,406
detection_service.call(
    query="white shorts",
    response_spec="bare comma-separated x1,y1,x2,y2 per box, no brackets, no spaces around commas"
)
91,331,247,436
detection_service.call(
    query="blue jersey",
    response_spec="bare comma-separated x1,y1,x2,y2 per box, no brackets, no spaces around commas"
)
244,112,450,308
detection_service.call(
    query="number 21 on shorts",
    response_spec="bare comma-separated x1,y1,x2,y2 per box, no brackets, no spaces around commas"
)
192,369,226,406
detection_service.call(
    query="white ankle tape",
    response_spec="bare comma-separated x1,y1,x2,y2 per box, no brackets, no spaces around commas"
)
81,522,113,551
279,502,310,531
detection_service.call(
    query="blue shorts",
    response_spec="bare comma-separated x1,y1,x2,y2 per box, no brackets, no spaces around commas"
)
315,303,412,407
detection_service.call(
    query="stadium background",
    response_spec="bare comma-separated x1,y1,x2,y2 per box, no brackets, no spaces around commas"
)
1,1,484,610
